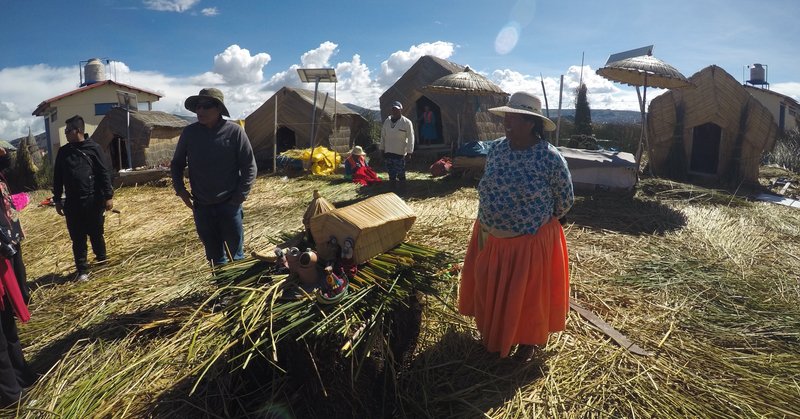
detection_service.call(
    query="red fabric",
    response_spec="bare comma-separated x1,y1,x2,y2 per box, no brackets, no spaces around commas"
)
429,157,452,177
0,258,30,323
352,166,382,186
423,111,434,124
344,155,365,173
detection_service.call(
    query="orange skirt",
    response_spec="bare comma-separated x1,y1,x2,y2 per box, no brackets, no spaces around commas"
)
458,217,569,357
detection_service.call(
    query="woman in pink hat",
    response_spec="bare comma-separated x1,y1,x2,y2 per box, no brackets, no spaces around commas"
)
458,91,574,361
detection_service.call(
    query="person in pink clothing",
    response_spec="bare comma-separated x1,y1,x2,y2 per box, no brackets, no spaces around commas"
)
0,147,36,407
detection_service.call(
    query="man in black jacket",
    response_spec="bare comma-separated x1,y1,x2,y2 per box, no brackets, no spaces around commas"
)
52,115,114,281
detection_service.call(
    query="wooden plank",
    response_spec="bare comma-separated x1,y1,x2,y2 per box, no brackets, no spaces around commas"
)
570,298,654,356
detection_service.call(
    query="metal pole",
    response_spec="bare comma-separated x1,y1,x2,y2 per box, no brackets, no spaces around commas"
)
556,75,564,146
273,95,278,174
125,108,133,169
309,77,320,170
642,77,654,176
117,138,122,170
634,86,644,166
541,73,550,141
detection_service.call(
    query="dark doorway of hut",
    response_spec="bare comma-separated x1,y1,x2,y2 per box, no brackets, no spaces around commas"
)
415,97,443,148
689,122,721,175
276,126,296,153
110,136,129,171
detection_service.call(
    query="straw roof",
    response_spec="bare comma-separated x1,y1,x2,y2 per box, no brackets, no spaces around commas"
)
244,86,370,161
648,65,777,184
0,139,17,151
597,55,692,89
379,55,507,146
422,66,508,96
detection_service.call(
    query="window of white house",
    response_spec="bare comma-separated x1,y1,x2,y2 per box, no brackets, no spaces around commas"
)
50,110,58,122
95,103,117,115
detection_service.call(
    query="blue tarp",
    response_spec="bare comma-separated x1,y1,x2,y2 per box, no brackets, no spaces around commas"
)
455,140,494,157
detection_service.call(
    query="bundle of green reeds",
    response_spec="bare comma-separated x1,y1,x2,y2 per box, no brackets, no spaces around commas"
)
187,241,453,390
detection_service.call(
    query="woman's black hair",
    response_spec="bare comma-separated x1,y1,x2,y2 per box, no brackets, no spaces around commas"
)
522,114,545,139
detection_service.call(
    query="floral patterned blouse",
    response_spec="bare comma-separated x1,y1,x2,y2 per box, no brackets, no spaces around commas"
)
478,138,574,235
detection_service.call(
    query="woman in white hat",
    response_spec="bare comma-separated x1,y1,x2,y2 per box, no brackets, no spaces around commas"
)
344,145,367,177
458,91,574,360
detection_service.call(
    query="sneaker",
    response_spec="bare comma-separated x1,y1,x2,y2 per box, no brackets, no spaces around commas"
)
76,272,90,282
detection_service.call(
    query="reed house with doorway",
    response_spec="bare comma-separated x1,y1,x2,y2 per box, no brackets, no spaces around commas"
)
648,65,777,185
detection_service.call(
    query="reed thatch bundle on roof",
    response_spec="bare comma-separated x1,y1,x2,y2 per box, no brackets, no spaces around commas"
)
92,108,189,169
244,87,370,163
379,55,508,149
648,65,777,184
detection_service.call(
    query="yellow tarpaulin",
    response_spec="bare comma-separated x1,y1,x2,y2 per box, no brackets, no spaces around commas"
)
280,147,342,175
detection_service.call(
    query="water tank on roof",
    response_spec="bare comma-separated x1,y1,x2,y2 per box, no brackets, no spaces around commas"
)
749,63,766,84
83,58,106,86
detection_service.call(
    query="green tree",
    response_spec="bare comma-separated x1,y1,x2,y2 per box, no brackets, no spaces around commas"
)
574,84,593,136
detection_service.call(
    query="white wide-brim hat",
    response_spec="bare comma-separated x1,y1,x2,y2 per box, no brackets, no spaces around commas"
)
489,92,556,132
350,145,365,156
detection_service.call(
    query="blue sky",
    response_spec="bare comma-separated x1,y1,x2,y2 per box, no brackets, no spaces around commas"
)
1,0,798,141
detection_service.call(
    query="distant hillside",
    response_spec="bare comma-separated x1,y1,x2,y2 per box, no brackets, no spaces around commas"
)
11,132,48,151
551,109,641,125
345,104,640,125
345,104,381,122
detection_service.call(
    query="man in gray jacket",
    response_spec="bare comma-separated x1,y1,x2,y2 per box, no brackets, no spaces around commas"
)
171,88,257,266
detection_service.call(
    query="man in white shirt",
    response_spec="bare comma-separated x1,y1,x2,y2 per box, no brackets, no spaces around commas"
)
380,101,414,187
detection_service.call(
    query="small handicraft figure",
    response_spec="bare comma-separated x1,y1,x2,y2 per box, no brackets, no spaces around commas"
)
274,247,289,273
285,247,301,277
326,236,342,267
340,237,357,278
318,265,348,304
297,248,322,289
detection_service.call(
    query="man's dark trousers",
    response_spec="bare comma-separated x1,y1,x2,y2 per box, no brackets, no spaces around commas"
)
64,197,107,274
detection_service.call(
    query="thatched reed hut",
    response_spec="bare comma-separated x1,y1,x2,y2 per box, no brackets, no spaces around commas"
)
244,87,370,164
92,108,189,170
648,65,777,184
379,55,507,151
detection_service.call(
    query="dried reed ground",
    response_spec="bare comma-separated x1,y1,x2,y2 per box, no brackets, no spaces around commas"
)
5,169,800,418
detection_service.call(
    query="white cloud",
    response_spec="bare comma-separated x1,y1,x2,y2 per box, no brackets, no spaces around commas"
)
300,41,338,68
142,0,199,12
212,45,271,85
201,7,218,16
490,64,650,113
0,64,81,141
772,82,800,103
378,41,456,85
328,55,383,110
